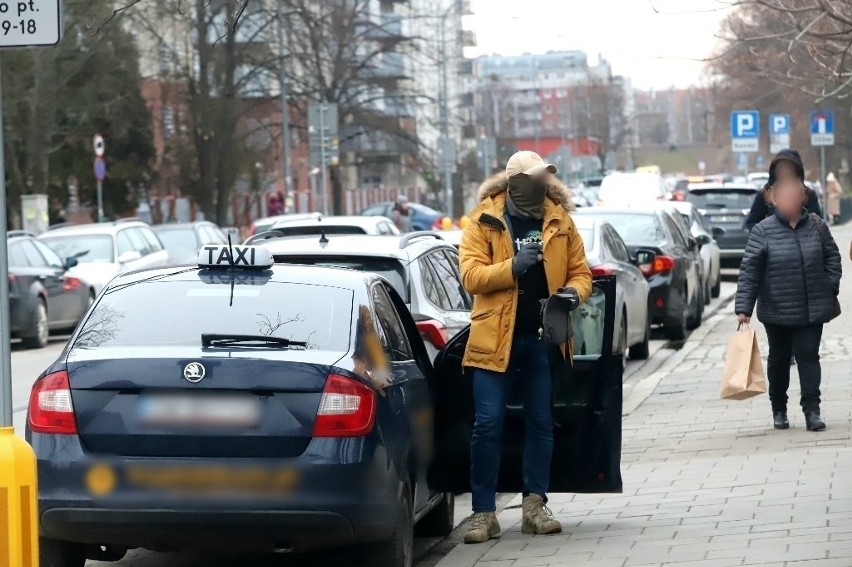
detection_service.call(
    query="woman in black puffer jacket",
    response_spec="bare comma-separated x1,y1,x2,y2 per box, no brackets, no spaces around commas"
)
745,149,823,231
735,151,842,432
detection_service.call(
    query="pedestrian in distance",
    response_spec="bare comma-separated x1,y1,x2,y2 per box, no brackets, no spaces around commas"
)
735,149,842,432
826,172,843,225
391,195,414,233
745,149,822,231
458,150,592,544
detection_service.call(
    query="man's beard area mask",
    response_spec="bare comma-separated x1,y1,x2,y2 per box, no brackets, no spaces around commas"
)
507,174,547,219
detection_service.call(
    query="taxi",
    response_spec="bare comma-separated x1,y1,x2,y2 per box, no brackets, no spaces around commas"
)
27,245,623,567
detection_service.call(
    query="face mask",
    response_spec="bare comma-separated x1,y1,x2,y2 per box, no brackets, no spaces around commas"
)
507,174,547,219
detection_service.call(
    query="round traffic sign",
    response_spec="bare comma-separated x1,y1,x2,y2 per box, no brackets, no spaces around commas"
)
94,157,107,182
93,134,105,157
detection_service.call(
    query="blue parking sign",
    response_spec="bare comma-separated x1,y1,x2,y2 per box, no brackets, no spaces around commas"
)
810,110,835,146
731,110,759,152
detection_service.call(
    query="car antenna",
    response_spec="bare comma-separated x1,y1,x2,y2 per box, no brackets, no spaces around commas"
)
319,229,329,249
226,234,236,306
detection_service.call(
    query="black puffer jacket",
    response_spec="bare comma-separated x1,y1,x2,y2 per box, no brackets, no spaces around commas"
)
736,211,842,326
745,188,822,231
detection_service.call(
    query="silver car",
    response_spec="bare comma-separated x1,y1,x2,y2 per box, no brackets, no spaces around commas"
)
256,232,470,360
669,201,723,300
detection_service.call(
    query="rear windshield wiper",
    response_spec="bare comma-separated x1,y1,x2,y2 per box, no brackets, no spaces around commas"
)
201,333,308,349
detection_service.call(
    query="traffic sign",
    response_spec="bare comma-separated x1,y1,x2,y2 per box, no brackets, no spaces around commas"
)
0,0,61,47
731,110,759,152
810,110,835,146
93,134,105,157
769,114,791,154
94,157,106,182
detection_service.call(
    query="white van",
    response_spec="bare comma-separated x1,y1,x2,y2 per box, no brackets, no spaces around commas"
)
597,172,669,207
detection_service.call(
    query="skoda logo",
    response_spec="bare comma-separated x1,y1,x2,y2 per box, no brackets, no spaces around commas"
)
183,362,206,383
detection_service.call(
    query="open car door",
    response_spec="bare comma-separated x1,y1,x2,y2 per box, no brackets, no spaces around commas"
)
430,275,622,494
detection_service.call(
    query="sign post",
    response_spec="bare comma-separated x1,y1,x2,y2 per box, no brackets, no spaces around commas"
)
730,110,760,153
811,110,835,221
93,134,106,222
769,114,791,154
308,102,339,216
0,2,62,564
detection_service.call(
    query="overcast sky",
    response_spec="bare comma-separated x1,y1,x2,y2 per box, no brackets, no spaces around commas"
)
466,0,733,90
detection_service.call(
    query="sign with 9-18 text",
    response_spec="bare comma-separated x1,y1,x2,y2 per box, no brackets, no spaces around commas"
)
0,0,61,47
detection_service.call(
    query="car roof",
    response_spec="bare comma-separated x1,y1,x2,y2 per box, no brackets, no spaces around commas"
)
153,222,214,231
39,220,151,237
256,233,452,261
108,262,382,292
253,212,322,225
574,206,664,216
271,215,390,229
688,183,758,192
571,215,604,230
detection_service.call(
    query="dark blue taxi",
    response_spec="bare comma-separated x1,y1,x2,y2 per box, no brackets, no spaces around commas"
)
28,244,624,567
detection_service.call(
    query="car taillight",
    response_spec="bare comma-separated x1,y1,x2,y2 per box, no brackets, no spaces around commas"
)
62,276,82,291
641,255,676,276
590,264,616,277
7,274,16,286
313,374,376,437
416,319,449,349
28,371,77,434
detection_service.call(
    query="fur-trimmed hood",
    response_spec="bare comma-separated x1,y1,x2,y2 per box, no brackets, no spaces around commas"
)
476,172,575,212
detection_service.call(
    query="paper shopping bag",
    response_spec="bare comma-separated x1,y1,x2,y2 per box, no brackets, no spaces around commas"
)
721,325,767,400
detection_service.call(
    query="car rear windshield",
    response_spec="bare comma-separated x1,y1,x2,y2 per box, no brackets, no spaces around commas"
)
155,229,198,259
275,226,368,237
273,255,407,300
73,278,353,351
40,234,114,263
594,214,665,244
687,189,756,210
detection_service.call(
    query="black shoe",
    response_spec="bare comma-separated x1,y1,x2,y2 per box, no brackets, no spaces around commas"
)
773,412,790,430
805,411,826,432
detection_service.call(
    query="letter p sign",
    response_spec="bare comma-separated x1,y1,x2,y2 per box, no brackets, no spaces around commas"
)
731,110,760,152
737,114,754,136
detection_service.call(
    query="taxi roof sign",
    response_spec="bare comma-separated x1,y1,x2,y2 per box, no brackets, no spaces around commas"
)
198,245,273,269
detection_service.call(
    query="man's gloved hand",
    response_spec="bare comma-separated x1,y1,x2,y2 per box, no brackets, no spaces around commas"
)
555,287,580,311
512,242,542,276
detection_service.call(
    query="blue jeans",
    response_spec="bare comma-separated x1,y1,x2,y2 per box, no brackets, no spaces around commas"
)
470,335,553,513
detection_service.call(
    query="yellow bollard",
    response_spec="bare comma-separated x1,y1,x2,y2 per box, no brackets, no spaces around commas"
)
0,427,38,567
441,216,453,231
460,215,469,229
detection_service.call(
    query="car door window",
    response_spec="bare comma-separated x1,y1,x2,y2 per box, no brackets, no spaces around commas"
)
371,284,413,361
33,240,64,270
442,249,472,309
428,252,467,311
202,226,226,244
605,228,631,263
116,230,134,256
8,243,29,267
419,257,447,309
663,214,687,248
20,240,47,267
125,229,150,256
140,227,164,252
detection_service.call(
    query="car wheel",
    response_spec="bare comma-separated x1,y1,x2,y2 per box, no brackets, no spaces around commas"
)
704,278,711,305
665,288,689,341
22,300,49,349
39,538,86,567
687,285,702,330
416,492,455,537
361,483,413,567
711,270,721,298
629,305,651,360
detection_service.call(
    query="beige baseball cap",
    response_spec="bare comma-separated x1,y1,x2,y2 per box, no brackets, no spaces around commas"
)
505,150,557,177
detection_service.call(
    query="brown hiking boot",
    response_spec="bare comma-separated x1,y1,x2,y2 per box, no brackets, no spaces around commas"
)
522,494,562,535
464,511,501,544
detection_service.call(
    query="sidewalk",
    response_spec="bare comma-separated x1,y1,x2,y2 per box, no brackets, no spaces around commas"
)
437,236,852,566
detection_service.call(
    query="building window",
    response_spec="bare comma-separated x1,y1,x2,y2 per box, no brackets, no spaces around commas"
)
543,89,553,99
162,106,175,139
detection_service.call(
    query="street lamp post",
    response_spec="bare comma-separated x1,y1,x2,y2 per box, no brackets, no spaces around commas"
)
438,20,452,216
275,1,294,212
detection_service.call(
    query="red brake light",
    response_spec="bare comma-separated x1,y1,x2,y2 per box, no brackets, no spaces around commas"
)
590,264,616,277
62,276,82,291
312,374,376,437
641,255,676,276
416,319,449,349
29,371,77,434
7,274,16,286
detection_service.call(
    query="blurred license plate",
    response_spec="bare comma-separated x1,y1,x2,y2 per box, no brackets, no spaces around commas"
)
709,215,742,223
138,394,260,427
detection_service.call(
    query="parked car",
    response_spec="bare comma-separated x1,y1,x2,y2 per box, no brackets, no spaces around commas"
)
685,183,759,268
260,215,400,239
248,212,321,236
597,172,669,207
257,232,470,360
668,201,723,299
153,221,228,265
574,208,702,340
661,204,707,315
7,232,93,348
39,220,170,294
573,217,652,362
28,245,622,567
360,202,444,232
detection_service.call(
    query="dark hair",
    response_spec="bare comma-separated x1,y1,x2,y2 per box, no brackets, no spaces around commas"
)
765,149,805,190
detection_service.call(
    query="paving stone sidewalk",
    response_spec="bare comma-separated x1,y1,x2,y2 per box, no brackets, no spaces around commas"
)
437,240,852,566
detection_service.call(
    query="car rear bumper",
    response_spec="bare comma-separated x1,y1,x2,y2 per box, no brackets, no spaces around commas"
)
647,274,684,326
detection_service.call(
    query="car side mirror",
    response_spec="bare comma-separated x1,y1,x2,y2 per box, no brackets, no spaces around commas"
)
696,234,712,246
117,251,142,264
64,257,79,269
633,249,656,273
712,226,726,239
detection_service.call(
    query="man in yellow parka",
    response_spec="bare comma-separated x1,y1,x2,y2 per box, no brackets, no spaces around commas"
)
459,150,592,544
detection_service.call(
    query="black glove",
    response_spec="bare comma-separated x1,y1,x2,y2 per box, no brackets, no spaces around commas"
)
555,287,580,311
512,242,542,276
